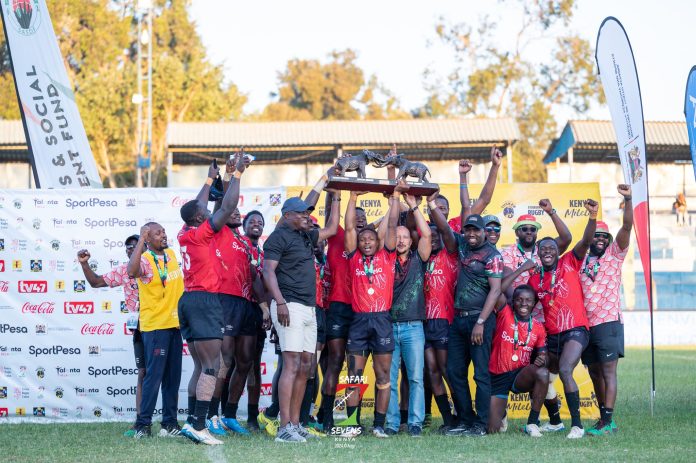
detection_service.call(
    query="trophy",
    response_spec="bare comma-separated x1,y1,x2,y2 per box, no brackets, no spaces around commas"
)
327,144,439,196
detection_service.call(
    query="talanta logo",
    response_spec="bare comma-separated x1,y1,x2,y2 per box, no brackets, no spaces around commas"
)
18,280,47,293
64,302,95,314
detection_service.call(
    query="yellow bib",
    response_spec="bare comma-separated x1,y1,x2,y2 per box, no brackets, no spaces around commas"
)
137,248,183,332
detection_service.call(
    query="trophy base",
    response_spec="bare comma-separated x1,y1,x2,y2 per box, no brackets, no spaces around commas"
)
326,177,439,196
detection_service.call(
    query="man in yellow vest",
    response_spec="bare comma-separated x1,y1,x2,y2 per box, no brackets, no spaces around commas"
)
127,222,184,438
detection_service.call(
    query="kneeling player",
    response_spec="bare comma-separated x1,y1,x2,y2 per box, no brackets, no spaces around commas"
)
488,285,548,437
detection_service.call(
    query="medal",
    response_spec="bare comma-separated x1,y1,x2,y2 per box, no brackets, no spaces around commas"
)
251,259,258,266
511,354,519,362
368,287,375,295
512,313,533,364
590,286,597,293
549,299,554,306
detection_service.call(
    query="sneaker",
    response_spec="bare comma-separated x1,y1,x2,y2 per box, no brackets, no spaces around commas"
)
524,423,542,438
123,426,136,437
399,423,408,433
438,425,453,435
408,425,422,437
384,427,398,436
463,424,487,437
446,424,470,436
307,420,323,431
306,426,326,438
206,415,227,436
372,426,389,438
247,419,261,432
423,413,432,428
587,420,613,437
294,424,319,440
567,426,585,439
275,424,306,443
610,420,618,431
158,423,183,437
500,416,508,433
183,425,224,445
133,425,151,439
257,411,274,430
540,422,566,432
220,417,251,435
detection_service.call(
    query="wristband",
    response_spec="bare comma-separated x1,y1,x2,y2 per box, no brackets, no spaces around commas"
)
428,201,438,210
548,208,556,216
624,196,632,201
460,184,468,189
222,172,232,182
205,177,213,186
312,175,328,194
276,302,287,306
409,206,418,213
233,171,242,179
332,197,341,202
476,317,485,325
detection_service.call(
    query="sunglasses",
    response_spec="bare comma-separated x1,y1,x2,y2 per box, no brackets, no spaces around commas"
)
125,244,136,250
485,226,501,233
594,233,610,239
518,226,537,233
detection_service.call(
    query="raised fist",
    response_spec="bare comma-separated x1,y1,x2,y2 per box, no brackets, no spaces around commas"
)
584,199,599,214
490,146,503,166
77,249,91,263
617,184,631,198
538,199,553,214
459,160,472,175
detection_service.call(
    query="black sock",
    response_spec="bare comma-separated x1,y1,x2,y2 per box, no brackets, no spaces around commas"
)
528,409,540,425
187,395,196,420
544,398,562,425
374,412,386,428
425,386,433,415
322,394,335,425
434,394,453,426
247,403,259,424
604,407,614,424
317,403,325,424
193,400,210,431
223,402,238,420
599,402,606,422
400,409,408,424
347,406,358,424
566,391,582,428
300,379,315,425
207,396,221,418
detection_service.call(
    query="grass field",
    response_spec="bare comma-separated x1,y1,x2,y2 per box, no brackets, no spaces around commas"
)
1,348,694,463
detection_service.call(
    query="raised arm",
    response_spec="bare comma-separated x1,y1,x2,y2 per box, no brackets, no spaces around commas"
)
615,184,633,250
472,276,502,345
344,191,361,253
539,198,572,254
305,166,336,210
318,190,341,241
459,160,473,224
428,189,457,254
196,162,219,204
405,194,432,261
572,199,599,259
501,259,536,293
471,146,502,215
386,182,408,250
127,225,149,278
77,250,107,288
211,154,247,232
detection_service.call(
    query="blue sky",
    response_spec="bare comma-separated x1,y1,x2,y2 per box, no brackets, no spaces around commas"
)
189,0,693,126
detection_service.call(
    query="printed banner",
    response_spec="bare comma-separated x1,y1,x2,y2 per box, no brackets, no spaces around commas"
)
596,16,652,308
684,65,696,181
0,0,101,188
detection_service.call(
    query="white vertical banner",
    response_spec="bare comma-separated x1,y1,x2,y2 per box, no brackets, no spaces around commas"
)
0,0,102,188
0,187,285,422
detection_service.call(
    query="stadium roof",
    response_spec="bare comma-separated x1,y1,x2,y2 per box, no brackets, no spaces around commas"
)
544,120,689,164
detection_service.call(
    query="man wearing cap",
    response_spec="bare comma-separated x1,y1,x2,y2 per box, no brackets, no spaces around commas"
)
263,192,339,443
77,234,143,436
444,214,503,437
482,215,502,247
581,185,633,436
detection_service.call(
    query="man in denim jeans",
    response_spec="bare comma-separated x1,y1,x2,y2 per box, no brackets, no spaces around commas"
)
444,214,503,437
385,194,432,437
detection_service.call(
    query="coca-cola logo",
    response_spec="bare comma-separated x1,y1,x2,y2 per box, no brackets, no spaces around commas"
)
0,281,8,292
22,302,55,314
171,196,192,208
64,302,95,314
81,323,115,335
18,280,48,293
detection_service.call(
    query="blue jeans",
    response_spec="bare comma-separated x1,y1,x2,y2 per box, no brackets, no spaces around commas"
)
386,321,425,430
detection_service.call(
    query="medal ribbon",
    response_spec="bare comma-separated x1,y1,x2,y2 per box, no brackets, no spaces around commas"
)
513,313,533,353
583,255,600,281
149,250,168,287
517,242,533,259
363,256,375,284
539,267,557,301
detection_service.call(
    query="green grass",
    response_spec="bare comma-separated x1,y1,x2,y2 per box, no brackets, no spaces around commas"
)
1,348,694,463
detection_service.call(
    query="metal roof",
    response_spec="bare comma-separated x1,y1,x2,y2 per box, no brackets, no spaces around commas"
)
544,120,689,163
166,118,521,148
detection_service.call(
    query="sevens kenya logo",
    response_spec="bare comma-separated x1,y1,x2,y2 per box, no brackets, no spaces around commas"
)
64,302,95,314
18,280,47,293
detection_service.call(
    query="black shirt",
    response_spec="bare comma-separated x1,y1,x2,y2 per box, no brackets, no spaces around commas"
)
453,235,503,311
263,223,319,307
391,250,426,322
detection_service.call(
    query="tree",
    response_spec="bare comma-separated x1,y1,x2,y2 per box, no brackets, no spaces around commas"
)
260,49,410,121
418,0,603,181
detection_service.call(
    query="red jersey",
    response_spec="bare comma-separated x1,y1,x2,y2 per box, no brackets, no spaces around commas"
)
527,252,589,335
448,216,461,234
315,257,330,309
327,226,352,305
489,305,547,375
213,226,254,299
424,250,458,323
177,219,220,293
348,248,397,313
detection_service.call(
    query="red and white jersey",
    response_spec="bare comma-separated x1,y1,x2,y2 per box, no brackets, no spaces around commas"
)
580,241,628,327
424,250,458,323
448,216,462,234
102,263,139,312
177,219,220,293
213,226,254,299
315,258,330,309
348,248,397,313
489,305,547,375
327,226,352,305
501,243,544,321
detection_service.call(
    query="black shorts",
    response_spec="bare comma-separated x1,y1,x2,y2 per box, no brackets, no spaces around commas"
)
424,318,450,350
581,321,624,365
326,301,354,341
547,327,590,357
490,367,524,398
132,328,145,369
219,294,257,337
251,303,267,350
178,291,224,341
316,307,327,345
347,312,394,355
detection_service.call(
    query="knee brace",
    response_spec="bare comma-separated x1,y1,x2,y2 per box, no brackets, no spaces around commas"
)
376,382,391,390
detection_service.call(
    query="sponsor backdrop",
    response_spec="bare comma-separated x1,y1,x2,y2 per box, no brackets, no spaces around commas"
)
0,184,600,422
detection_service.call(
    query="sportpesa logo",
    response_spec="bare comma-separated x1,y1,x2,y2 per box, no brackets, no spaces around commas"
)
88,366,138,377
84,218,137,228
29,345,81,357
65,198,118,209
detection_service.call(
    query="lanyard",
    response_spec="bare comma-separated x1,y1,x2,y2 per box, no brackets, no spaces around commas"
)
233,229,253,261
513,313,533,351
583,255,600,281
362,256,375,284
426,257,436,274
538,267,557,300
517,242,533,259
316,255,326,280
149,250,168,286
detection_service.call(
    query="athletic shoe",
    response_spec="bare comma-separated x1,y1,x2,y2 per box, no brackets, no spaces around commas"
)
257,412,275,431
158,423,183,437
307,420,323,431
206,415,227,436
438,425,453,435
372,426,389,438
463,424,487,437
539,422,566,432
587,420,613,436
247,420,261,432
500,416,508,433
182,424,223,445
294,424,320,440
306,426,326,438
220,417,251,435
123,426,136,437
446,424,471,436
567,426,585,439
384,427,398,436
524,423,542,438
275,424,306,443
423,413,432,428
408,425,422,437
610,420,618,431
133,425,151,439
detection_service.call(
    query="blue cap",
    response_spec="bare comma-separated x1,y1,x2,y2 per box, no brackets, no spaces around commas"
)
482,214,501,226
463,214,485,230
281,197,314,214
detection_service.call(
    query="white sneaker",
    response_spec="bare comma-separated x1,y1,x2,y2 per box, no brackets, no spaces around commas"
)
500,416,508,433
293,424,318,440
184,424,224,445
275,424,306,443
540,422,566,432
567,426,585,439
524,423,542,437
